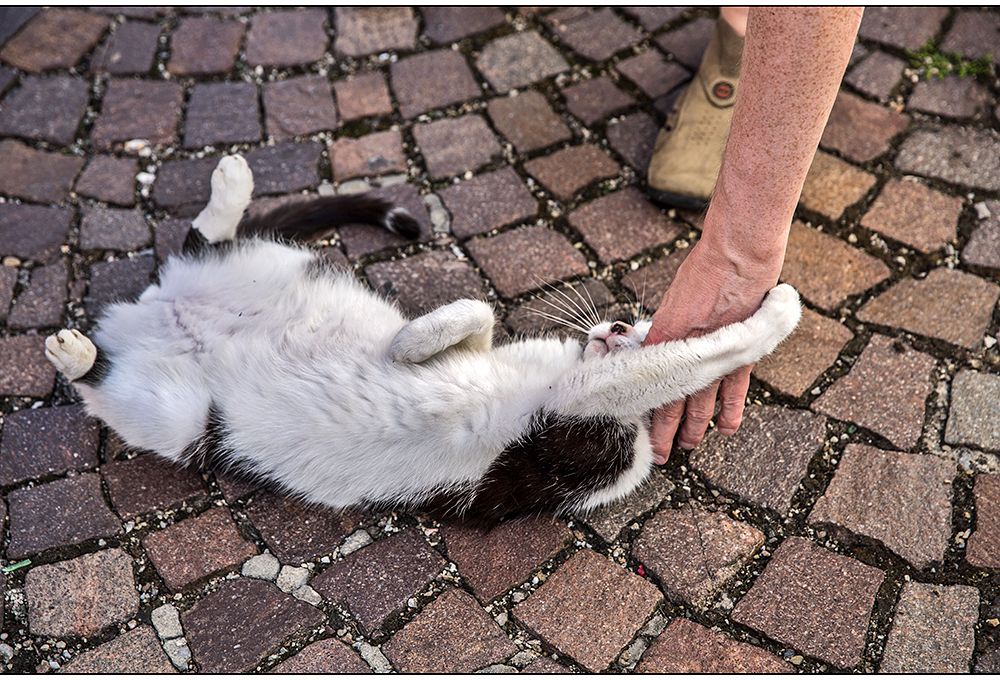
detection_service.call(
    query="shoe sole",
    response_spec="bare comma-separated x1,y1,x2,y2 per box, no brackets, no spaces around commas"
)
643,185,709,211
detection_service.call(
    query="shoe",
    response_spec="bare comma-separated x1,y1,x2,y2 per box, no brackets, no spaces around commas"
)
645,18,744,210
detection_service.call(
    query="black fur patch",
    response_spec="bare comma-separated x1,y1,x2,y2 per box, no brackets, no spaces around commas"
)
181,227,211,256
418,412,641,527
75,344,112,387
237,194,419,242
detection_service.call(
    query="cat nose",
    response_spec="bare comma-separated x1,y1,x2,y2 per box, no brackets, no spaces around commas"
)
610,322,629,335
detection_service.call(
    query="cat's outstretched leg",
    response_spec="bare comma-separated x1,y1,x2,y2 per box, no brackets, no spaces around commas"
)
190,155,254,244
45,329,97,382
390,299,494,363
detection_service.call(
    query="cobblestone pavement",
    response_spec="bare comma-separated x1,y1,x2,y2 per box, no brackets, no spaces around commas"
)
2,5,1000,674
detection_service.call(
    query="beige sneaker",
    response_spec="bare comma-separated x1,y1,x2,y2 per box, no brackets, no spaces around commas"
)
646,18,744,210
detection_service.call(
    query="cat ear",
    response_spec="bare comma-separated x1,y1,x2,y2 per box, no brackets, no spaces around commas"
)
390,299,495,363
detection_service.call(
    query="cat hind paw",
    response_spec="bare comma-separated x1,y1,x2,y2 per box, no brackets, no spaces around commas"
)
757,283,802,340
192,154,254,242
45,329,97,381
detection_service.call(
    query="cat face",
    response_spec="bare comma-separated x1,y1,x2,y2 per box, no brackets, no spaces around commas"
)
583,319,652,359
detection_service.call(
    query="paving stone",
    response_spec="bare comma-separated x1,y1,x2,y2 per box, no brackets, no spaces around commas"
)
860,178,961,253
420,6,505,44
844,51,904,102
638,617,789,673
91,79,184,152
167,16,245,75
366,250,488,318
692,405,826,513
475,31,570,93
545,7,641,62
412,114,502,181
946,371,1000,453
487,90,571,154
857,268,1000,349
812,335,936,449
941,10,1000,65
333,72,393,122
391,49,482,119
809,445,954,568
245,9,328,68
245,491,367,564
525,144,620,202
262,75,337,142
184,81,261,149
244,141,322,196
62,625,175,673
85,255,155,317
513,549,661,672
616,49,690,100
583,468,674,542
731,536,882,668
779,220,891,311
90,7,171,20
753,307,853,397
820,90,910,164
504,279,617,337
857,6,948,51
567,187,680,264
383,588,516,673
968,474,1000,568
333,7,418,58
634,503,764,608
908,76,992,121
89,20,161,75
152,156,218,214
80,207,151,251
799,150,877,220
0,265,14,318
0,139,84,204
654,16,714,69
622,6,688,32
242,553,280,581
183,577,324,673
330,129,406,181
24,549,137,638
312,529,445,633
964,200,1000,269
151,603,183,639
465,226,589,299
272,638,371,673
881,582,979,673
0,75,89,146
896,126,1000,192
75,155,137,207
154,218,191,263
620,240,692,313
0,405,99,486
605,112,659,175
441,516,569,601
7,261,67,329
102,454,206,519
0,8,109,73
437,166,537,238
0,66,17,97
561,76,637,127
339,183,432,258
7,473,120,558
0,7,40,46
0,204,74,267
0,335,57,397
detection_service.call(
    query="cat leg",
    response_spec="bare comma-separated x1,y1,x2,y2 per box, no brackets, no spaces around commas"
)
390,299,494,363
45,329,97,382
190,155,254,244
546,284,801,418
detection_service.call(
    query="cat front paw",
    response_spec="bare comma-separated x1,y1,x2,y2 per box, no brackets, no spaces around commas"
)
212,154,254,212
45,329,97,381
756,283,801,341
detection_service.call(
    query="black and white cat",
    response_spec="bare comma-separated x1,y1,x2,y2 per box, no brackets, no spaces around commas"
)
46,155,800,524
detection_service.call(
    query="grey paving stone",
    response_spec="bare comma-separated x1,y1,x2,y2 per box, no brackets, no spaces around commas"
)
465,226,589,299
567,187,680,264
0,7,40,47
0,405,100,486
820,90,910,164
809,445,954,568
91,79,184,152
438,167,537,238
75,155,138,207
182,578,324,673
860,178,962,253
85,255,155,317
0,138,84,204
616,49,690,100
881,582,979,673
941,10,1000,65
0,203,73,264
634,503,764,608
621,6,688,32
487,90,571,154
366,250,487,318
333,72,393,122
0,8,109,73
513,549,662,672
896,126,1000,192
154,218,191,262
151,603,183,639
80,207,151,251
731,537,883,669
263,75,337,142
545,7,641,62
7,261,67,329
167,16,244,75
102,454,206,519
475,31,569,93
964,199,1000,269
244,491,368,564
245,9,329,68
89,20,161,75
946,370,1000,452
845,50,904,102
333,7,418,58
0,75,89,145
184,81,261,149
0,265,14,318
582,468,674,542
390,49,482,119
420,6,505,44
753,307,854,397
561,76,637,127
638,617,789,673
605,112,659,176
654,16,714,69
967,474,1000,569
152,156,217,214
908,76,992,121
0,335,57,397
272,638,371,673
244,141,322,196
412,114,502,181
524,144,620,202
857,6,948,51
692,405,826,514
24,549,138,638
61,625,175,673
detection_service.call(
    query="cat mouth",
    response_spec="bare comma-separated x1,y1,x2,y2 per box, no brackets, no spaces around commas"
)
585,321,643,358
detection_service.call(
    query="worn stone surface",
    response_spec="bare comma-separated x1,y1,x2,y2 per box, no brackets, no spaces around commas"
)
524,144,620,202
339,183,432,257
391,49,481,119
620,242,692,313
908,76,992,121
0,8,109,73
638,617,789,673
821,90,910,163
857,268,1000,349
102,454,206,519
809,445,955,568
753,307,854,397
858,6,948,51
861,178,962,253
0,335,57,397
465,226,589,299
567,187,680,264
420,6,504,44
799,150,877,220
438,167,537,239
731,537,883,669
89,20,161,76
272,638,371,673
85,255,155,317
75,155,137,206
0,75,90,146
845,51,904,103
244,141,322,196
24,549,137,638
605,112,661,177
245,492,366,565
80,207,151,251
634,504,764,608
245,9,329,68
946,371,1000,452
91,79,184,151
487,90,571,154
941,10,1000,65
0,405,99,486
881,582,979,673
167,16,244,75
185,81,261,149
967,474,1000,569
616,49,689,100
513,549,661,672
333,7,418,58
0,139,84,204
330,130,407,182
333,73,393,122
7,261,67,329
896,127,1000,192
561,76,636,127
475,31,569,93
263,75,337,142
61,625,175,673
0,203,74,264
654,16,714,68
412,114,501,180
366,250,487,317
546,7,641,63
583,469,674,543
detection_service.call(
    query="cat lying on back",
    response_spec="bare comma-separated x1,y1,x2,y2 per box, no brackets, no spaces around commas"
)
46,155,800,525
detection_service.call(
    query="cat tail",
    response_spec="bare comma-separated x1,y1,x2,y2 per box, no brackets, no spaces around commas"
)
237,194,421,242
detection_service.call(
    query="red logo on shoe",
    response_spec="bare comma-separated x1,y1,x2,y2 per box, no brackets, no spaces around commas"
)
713,82,734,100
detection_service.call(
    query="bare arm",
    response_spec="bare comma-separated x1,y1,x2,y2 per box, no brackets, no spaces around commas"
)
643,7,864,460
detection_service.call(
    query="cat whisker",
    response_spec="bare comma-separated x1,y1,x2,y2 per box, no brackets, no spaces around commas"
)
530,277,599,332
524,307,591,335
543,281,602,330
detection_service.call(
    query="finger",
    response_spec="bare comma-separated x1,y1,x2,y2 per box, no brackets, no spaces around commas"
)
715,365,753,435
676,379,722,450
650,400,685,464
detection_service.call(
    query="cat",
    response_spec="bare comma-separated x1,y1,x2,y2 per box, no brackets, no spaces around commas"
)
46,155,801,525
